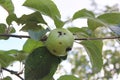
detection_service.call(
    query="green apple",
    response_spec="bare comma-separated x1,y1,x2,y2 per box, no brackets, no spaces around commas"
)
45,28,74,56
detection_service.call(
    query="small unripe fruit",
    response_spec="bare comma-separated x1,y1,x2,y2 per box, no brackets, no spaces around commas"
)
45,28,74,56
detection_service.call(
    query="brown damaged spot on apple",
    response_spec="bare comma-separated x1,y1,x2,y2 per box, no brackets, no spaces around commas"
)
59,42,62,45
66,47,72,52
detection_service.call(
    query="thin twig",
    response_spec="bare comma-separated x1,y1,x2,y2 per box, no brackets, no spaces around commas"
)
75,36,120,40
0,34,120,40
1,67,24,80
0,34,30,39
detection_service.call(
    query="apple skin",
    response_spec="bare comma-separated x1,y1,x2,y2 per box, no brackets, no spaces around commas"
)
45,28,74,56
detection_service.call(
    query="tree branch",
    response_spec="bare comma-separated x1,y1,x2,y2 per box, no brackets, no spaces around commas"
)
1,67,24,80
75,36,120,40
0,34,30,39
0,34,120,40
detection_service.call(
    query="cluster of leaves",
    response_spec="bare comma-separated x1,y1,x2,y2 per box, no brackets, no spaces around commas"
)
64,5,120,80
0,0,120,80
66,40,120,80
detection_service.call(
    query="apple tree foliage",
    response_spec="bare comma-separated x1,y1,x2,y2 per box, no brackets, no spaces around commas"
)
0,0,120,80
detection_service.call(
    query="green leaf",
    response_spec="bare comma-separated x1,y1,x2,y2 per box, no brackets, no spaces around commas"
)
0,50,15,67
0,54,14,67
20,22,43,31
0,24,9,40
68,27,84,33
97,13,120,25
14,51,27,61
88,13,120,31
87,18,105,31
16,11,47,31
80,40,103,73
54,16,64,28
4,49,19,55
72,9,94,20
68,27,93,38
6,13,17,25
0,0,14,14
17,11,46,25
28,28,49,41
23,0,61,19
0,24,16,39
0,24,15,34
0,0,5,3
25,46,61,80
58,75,79,80
2,76,12,80
9,27,16,33
23,39,43,53
0,49,26,62
0,23,7,34
72,9,105,31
